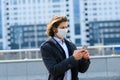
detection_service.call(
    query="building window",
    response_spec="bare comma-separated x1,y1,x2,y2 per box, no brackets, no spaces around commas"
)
85,18,88,21
53,10,60,13
66,14,69,17
75,39,81,46
14,17,18,20
6,17,9,20
85,23,89,26
85,8,88,11
52,0,60,2
37,0,40,3
6,2,9,5
66,4,69,7
93,13,97,15
85,13,88,16
0,43,3,50
6,13,9,15
52,5,60,7
93,8,97,10
66,9,69,12
84,3,87,6
13,0,17,5
6,8,9,10
93,3,97,5
74,23,80,35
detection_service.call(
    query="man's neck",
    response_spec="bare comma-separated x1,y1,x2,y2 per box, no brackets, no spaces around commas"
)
54,36,65,44
54,35,64,41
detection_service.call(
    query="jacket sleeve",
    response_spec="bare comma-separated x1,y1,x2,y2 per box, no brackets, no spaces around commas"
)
78,58,90,73
66,40,90,73
40,43,78,77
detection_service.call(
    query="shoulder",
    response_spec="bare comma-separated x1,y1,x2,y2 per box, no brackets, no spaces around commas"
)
65,39,74,45
65,39,76,48
40,37,56,48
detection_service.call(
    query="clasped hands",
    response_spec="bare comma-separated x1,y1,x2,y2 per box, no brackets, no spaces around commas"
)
73,49,90,60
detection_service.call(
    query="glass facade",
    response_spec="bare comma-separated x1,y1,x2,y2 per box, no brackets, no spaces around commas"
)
2,0,120,49
0,1,2,38
0,42,3,50
74,23,80,35
10,24,47,49
89,21,120,46
52,0,60,2
73,0,80,35
75,38,81,47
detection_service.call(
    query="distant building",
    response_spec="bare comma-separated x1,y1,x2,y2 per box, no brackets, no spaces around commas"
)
0,0,3,50
1,0,120,49
89,20,120,45
80,0,120,46
10,24,46,49
2,0,73,49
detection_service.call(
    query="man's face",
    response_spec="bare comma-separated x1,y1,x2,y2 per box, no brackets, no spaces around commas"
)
57,22,68,29
54,21,68,39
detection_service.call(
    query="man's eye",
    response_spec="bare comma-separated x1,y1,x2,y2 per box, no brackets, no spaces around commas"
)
61,26,67,29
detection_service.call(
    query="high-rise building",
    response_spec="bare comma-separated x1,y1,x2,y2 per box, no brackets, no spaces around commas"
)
1,0,120,49
89,20,120,45
72,0,81,46
2,0,73,49
0,0,3,50
80,0,120,46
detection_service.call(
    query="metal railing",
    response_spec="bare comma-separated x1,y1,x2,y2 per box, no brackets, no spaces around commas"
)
0,48,40,60
0,45,120,60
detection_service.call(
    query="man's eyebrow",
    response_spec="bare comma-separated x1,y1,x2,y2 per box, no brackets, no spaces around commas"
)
61,26,68,28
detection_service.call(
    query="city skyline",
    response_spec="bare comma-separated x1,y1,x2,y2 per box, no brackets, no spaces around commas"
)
0,0,120,50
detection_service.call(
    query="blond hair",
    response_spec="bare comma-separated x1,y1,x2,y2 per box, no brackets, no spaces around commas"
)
46,16,67,37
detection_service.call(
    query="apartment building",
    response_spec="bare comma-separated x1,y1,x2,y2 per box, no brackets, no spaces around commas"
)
1,0,120,49
2,0,74,49
80,0,120,45
0,0,3,49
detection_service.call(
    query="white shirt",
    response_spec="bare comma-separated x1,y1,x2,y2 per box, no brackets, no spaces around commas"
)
54,37,71,80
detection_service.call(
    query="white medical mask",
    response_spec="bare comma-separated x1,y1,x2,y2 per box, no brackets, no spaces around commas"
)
56,28,68,39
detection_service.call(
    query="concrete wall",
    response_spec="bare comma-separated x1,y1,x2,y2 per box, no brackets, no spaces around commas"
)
79,56,120,80
0,56,120,80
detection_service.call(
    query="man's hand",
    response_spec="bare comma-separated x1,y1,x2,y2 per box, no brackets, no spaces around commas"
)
73,49,90,60
82,50,90,60
73,49,84,60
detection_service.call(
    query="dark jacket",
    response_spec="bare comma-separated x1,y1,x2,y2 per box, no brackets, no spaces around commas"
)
40,37,90,80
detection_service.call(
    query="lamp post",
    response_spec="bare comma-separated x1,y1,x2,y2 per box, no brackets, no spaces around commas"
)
18,31,22,49
100,30,104,55
17,30,22,59
28,33,31,48
101,30,104,45
34,21,38,48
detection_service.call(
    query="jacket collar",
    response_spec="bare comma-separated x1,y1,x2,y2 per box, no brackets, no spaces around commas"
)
47,37,66,59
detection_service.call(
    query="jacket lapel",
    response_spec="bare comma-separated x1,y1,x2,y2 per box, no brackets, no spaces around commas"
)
64,39,74,56
48,37,66,59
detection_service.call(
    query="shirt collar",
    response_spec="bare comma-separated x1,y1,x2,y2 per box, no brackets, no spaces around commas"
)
53,37,65,44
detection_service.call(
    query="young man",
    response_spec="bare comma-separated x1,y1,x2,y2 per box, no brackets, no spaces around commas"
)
40,16,90,80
